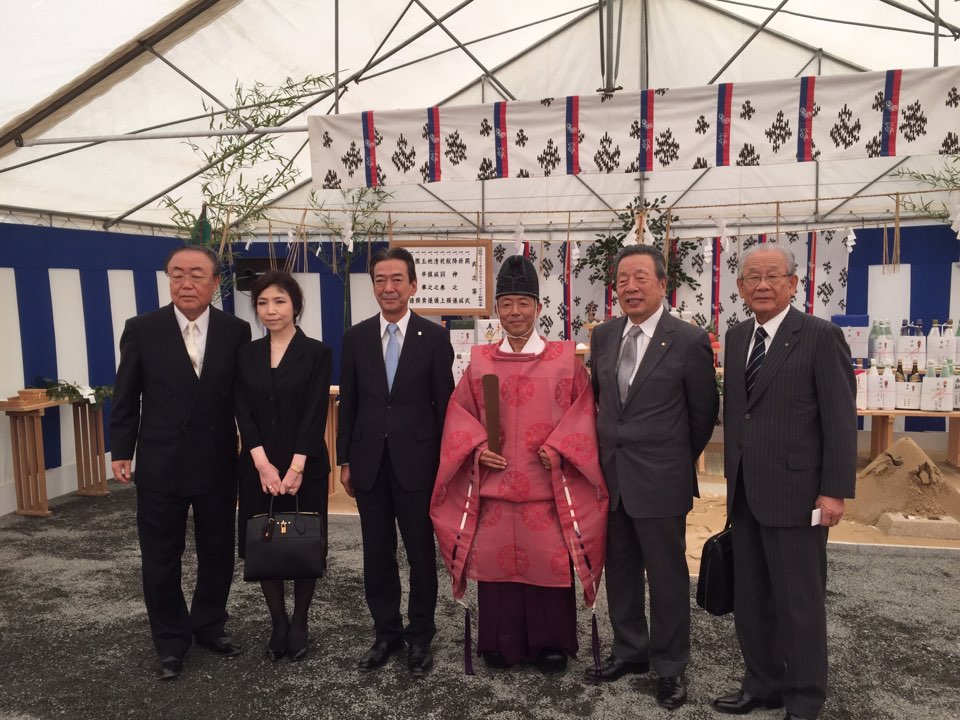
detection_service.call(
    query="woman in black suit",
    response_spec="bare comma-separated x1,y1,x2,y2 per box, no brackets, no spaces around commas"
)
235,270,332,660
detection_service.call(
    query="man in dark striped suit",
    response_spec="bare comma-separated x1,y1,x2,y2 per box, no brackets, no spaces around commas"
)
714,245,856,720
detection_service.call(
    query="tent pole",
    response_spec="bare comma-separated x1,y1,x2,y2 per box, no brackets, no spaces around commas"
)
708,0,790,84
819,159,909,220
335,0,340,114
412,0,515,100
933,0,940,66
637,0,649,205
103,0,477,228
140,44,253,131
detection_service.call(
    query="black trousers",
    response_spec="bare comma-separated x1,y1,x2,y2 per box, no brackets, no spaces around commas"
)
603,505,690,677
354,446,437,647
731,475,829,720
136,484,237,659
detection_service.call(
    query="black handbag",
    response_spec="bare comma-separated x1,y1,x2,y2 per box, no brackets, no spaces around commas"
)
243,496,327,581
696,519,734,616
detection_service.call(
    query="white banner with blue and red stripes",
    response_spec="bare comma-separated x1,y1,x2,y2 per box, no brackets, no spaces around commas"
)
309,65,960,189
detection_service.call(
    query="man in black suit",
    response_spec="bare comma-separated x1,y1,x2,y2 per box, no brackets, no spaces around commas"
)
110,246,251,680
713,245,856,720
337,246,454,676
588,245,718,710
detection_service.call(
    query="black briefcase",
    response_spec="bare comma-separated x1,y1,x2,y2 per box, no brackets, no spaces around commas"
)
696,521,734,616
244,496,327,581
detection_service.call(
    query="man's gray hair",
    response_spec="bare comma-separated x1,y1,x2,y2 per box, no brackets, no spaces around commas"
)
737,243,797,277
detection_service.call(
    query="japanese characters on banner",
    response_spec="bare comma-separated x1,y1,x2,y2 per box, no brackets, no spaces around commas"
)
672,231,848,364
309,66,960,189
478,231,848,366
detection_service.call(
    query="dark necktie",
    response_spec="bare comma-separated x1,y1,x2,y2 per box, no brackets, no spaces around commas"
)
745,326,768,397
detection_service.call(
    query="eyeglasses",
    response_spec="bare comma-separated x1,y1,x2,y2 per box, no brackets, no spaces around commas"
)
741,272,789,288
168,271,213,284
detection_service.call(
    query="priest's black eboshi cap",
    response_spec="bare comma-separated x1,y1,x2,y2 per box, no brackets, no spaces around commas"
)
495,255,539,299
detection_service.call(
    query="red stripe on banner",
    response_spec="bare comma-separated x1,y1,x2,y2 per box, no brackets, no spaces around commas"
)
643,90,655,171
497,102,509,178
712,237,722,331
430,106,441,182
669,235,678,308
567,96,581,175
563,244,572,339
888,69,902,156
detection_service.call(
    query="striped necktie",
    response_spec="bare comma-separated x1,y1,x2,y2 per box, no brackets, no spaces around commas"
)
745,326,768,397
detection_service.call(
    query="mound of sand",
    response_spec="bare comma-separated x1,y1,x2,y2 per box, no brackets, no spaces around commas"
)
847,437,959,525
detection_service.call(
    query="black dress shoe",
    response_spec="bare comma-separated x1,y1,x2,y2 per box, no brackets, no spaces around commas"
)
287,621,308,661
713,690,784,714
157,656,183,681
357,639,403,671
656,675,688,710
584,654,650,682
482,651,510,669
407,644,434,676
197,636,243,657
783,714,811,720
535,649,568,673
266,619,289,661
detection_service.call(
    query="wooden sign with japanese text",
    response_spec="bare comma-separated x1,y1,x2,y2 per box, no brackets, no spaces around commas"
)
389,239,493,316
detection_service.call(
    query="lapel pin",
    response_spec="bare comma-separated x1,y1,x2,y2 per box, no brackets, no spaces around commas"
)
418,331,422,336
661,341,666,346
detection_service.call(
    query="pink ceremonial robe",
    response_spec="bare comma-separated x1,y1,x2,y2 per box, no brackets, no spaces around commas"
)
431,339,609,607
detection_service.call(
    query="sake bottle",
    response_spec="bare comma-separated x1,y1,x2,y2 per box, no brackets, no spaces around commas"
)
868,319,880,359
953,366,960,409
895,359,905,382
866,359,881,410
910,360,921,383
899,319,910,336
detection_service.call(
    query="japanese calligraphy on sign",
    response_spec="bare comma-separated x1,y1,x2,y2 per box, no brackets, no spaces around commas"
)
390,239,493,316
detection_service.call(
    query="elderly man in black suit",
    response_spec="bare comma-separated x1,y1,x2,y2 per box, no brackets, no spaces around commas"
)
110,245,251,680
712,245,856,720
588,244,718,710
337,246,455,677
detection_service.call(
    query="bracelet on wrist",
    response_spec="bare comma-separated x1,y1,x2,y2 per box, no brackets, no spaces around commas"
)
289,463,303,475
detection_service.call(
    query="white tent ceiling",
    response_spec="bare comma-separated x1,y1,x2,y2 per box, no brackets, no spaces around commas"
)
1,0,959,238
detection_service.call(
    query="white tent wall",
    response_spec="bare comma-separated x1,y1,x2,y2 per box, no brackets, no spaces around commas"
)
1,1,960,515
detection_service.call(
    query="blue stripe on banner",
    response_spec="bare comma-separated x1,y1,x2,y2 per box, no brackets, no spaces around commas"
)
133,270,160,315
80,269,116,452
797,77,811,162
848,225,959,431
15,268,62,469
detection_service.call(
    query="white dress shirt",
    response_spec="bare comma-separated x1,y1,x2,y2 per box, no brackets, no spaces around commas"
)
745,304,791,362
620,303,664,384
380,309,412,358
173,305,210,374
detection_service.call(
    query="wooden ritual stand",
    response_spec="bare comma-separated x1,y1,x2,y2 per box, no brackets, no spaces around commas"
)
0,389,109,517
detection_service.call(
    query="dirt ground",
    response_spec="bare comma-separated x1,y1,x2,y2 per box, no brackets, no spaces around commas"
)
328,446,960,575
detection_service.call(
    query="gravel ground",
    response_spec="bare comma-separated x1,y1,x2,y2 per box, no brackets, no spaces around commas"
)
0,483,957,720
